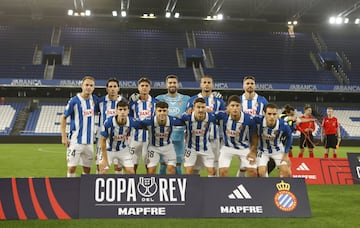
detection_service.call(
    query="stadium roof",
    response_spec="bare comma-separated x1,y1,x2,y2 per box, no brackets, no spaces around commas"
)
1,0,360,25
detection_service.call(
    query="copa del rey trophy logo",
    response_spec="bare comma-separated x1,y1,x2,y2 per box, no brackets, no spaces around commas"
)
274,180,298,212
137,177,158,198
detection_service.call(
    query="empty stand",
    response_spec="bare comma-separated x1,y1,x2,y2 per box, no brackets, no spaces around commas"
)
0,25,51,78
194,31,337,84
320,32,360,85
22,105,65,135
0,103,26,135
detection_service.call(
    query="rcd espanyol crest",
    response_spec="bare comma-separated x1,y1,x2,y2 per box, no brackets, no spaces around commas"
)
137,177,158,198
274,180,298,212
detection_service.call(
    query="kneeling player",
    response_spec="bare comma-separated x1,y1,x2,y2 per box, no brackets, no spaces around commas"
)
99,101,139,174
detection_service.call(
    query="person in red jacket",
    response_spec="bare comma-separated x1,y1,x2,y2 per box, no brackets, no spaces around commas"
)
321,107,341,158
297,104,316,158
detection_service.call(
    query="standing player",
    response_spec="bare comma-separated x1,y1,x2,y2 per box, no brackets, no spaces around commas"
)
182,97,217,176
141,102,184,175
186,75,225,175
279,104,297,158
129,77,157,173
60,76,97,177
321,107,341,158
156,74,190,174
255,103,292,178
237,75,269,177
217,95,258,177
98,101,138,174
297,104,316,158
96,78,127,174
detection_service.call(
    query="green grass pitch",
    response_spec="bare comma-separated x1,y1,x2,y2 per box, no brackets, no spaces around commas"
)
0,144,359,227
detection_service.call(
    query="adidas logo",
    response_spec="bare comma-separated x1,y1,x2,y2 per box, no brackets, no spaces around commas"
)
228,184,252,199
296,162,310,171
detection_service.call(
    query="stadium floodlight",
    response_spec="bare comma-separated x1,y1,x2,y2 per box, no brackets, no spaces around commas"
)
355,18,360,24
121,10,127,17
344,18,349,24
174,12,180,18
85,10,91,16
165,12,171,18
329,16,336,24
336,17,343,24
287,21,292,25
206,15,212,20
142,13,148,17
74,12,79,16
293,20,298,25
112,11,118,17
67,9,74,16
217,13,223,20
149,13,155,17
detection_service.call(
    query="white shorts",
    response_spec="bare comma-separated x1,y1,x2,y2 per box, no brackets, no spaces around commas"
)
184,148,214,168
219,146,257,169
210,138,221,162
147,144,176,168
129,140,149,165
257,152,287,167
105,148,134,168
96,144,122,166
66,143,94,168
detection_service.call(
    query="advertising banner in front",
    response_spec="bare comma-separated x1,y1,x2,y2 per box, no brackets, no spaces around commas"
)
291,158,354,184
347,153,360,184
201,178,311,218
78,175,311,218
0,175,311,220
79,175,203,218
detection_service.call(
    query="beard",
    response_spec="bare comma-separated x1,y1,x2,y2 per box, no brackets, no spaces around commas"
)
168,87,177,94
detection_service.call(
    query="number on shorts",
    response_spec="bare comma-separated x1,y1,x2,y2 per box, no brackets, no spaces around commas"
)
184,149,192,158
67,149,75,157
148,151,154,158
130,147,135,155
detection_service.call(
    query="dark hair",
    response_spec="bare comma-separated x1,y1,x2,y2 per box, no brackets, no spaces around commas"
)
156,101,169,109
166,74,178,82
116,100,129,108
243,75,255,82
106,78,119,87
194,97,206,105
227,95,241,105
286,106,295,113
265,103,278,112
138,77,151,85
304,104,312,110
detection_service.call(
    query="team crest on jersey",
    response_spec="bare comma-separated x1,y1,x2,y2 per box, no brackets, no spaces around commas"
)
178,101,182,106
274,180,297,212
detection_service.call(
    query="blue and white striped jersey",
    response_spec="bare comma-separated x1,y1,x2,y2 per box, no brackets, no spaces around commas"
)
240,93,268,117
63,93,97,144
155,93,189,141
186,93,225,139
98,95,127,128
129,95,157,142
217,111,257,150
141,116,184,147
182,112,216,152
100,116,142,152
254,116,293,154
